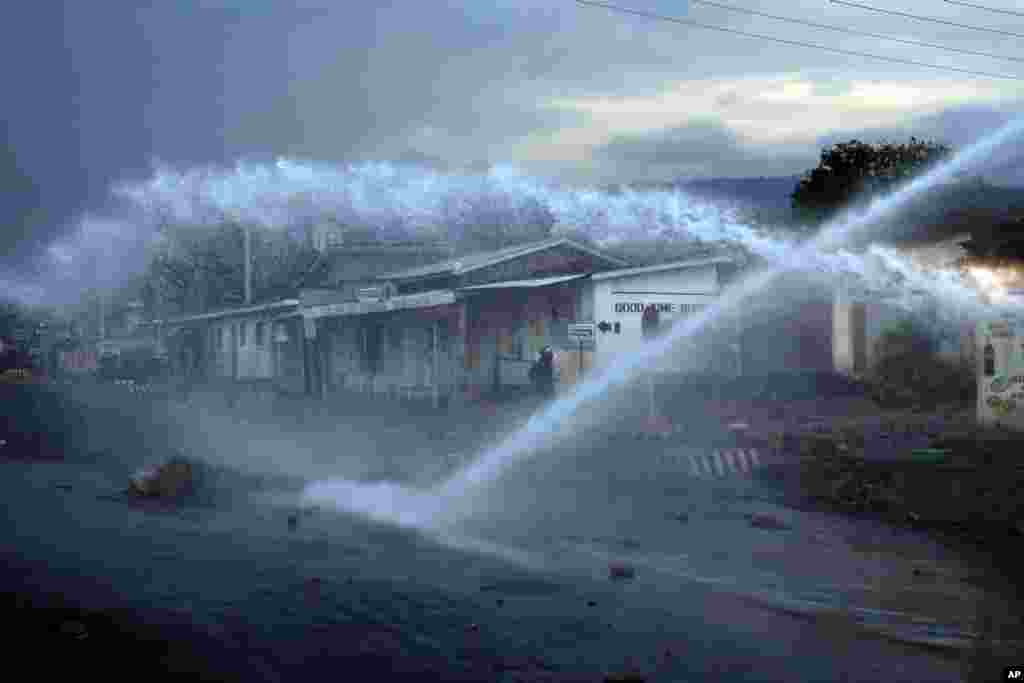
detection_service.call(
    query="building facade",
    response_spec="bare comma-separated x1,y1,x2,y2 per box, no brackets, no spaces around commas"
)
162,298,305,394
302,238,628,404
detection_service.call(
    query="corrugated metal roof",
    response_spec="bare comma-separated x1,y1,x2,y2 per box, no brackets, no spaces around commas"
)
303,290,457,319
378,238,629,281
457,273,589,291
590,255,736,281
162,299,300,326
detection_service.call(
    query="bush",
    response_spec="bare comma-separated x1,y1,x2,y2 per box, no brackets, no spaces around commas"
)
869,352,973,409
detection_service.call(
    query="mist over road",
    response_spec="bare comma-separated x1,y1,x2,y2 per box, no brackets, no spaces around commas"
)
3,381,1011,681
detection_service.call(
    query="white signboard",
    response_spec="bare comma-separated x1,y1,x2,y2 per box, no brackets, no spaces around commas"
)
358,287,383,303
567,322,595,340
566,322,596,351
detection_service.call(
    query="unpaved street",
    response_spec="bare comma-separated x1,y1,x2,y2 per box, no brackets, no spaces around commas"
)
2,382,1018,681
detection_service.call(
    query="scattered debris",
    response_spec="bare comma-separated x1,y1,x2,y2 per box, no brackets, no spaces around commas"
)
747,513,790,531
669,512,689,523
467,623,480,632
54,483,73,492
303,577,322,605
604,672,646,682
608,563,636,581
59,620,88,640
587,600,597,607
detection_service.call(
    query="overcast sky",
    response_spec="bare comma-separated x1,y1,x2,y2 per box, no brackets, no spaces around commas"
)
3,0,1024,279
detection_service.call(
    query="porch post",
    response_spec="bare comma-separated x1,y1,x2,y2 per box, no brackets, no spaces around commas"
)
433,321,440,409
318,319,328,401
362,325,369,394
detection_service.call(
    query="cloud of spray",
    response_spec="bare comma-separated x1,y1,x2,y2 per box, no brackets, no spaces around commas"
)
303,113,1024,530
114,158,783,247
22,153,783,310
114,156,1004,336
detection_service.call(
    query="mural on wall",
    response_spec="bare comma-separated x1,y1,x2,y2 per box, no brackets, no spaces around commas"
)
978,318,1024,422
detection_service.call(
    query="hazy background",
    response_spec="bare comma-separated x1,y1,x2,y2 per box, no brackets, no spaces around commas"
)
3,1,1023,284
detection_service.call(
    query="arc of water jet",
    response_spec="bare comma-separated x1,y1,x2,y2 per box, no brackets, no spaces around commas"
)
432,114,1024,526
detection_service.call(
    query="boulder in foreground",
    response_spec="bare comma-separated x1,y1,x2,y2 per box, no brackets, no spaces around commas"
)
128,456,195,499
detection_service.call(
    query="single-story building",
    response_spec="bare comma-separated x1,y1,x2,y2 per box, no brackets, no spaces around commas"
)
153,230,997,413
160,298,305,394
302,237,630,404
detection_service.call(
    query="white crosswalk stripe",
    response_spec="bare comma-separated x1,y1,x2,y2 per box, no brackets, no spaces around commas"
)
657,448,766,479
735,449,748,473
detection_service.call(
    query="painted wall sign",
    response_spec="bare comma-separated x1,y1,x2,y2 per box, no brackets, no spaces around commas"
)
612,302,707,314
978,319,1024,425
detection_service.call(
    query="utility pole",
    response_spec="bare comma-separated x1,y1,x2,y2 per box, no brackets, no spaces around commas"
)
243,223,252,305
97,290,106,341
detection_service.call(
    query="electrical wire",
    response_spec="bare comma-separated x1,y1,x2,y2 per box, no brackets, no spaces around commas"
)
938,0,1024,20
575,0,1023,80
684,0,1024,64
830,0,1024,40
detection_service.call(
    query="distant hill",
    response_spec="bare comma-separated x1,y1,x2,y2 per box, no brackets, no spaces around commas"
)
675,176,800,210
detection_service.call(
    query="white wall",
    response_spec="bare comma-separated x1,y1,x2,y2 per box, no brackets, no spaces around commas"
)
586,264,721,373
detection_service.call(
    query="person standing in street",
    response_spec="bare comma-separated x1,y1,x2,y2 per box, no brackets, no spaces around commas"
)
529,346,556,400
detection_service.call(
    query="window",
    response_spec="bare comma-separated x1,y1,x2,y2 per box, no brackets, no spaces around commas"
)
255,321,265,346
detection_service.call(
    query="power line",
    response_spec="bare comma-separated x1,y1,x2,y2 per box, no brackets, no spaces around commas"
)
938,0,1024,20
685,0,1024,64
575,0,1023,81
830,0,1024,40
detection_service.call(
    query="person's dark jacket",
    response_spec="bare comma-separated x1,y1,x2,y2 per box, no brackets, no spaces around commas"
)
529,350,555,396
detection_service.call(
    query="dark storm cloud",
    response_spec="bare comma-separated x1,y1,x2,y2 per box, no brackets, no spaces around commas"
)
1,2,236,271
5,0,1024,282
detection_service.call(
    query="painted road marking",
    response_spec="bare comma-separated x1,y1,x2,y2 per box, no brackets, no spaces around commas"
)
659,449,767,479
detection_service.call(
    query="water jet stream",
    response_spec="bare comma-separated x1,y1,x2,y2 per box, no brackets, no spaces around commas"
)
302,114,1024,530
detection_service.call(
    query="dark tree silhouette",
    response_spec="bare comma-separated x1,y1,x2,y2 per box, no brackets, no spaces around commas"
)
791,137,952,228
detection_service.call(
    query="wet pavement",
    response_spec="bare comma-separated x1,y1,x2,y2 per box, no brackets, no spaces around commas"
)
2,382,1019,681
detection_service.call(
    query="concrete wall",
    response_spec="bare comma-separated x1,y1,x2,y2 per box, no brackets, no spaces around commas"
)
833,294,867,375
